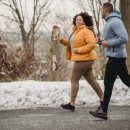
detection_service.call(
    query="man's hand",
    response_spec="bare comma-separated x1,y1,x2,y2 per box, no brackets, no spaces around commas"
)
101,41,109,47
95,37,102,45
96,37,100,43
73,48,79,54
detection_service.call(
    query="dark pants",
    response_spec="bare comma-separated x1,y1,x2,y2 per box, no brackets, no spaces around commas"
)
102,57,130,112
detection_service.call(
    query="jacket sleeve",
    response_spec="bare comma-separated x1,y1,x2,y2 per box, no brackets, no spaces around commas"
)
59,38,69,46
108,19,128,47
77,30,96,54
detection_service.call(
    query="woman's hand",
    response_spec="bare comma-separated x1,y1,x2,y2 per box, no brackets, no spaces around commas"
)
58,38,69,46
59,38,64,43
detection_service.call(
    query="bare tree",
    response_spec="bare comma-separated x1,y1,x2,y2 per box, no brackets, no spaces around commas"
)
48,12,72,81
74,0,117,36
0,0,52,54
74,0,102,36
120,0,130,73
0,0,53,80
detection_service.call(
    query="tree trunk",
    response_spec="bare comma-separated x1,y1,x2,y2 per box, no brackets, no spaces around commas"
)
120,0,130,73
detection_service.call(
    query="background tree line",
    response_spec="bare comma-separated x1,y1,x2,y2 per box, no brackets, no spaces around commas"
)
0,0,129,82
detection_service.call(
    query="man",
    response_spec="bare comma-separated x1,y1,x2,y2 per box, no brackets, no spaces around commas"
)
89,2,130,120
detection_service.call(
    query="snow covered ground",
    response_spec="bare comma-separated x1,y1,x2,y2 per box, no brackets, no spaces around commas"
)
0,79,130,110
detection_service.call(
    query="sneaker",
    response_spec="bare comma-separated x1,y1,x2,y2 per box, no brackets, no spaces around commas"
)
61,103,75,111
96,101,103,112
89,108,108,120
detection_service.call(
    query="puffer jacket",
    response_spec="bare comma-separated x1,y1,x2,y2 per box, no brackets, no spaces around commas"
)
60,25,97,61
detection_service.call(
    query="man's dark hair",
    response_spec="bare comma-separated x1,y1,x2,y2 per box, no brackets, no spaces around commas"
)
73,12,93,27
103,2,113,13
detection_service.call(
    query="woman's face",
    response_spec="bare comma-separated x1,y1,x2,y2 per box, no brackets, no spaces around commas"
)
75,16,84,27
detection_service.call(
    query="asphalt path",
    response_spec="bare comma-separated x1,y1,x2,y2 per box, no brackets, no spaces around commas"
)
0,106,130,130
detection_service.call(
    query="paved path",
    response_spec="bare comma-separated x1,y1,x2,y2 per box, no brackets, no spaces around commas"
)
0,106,130,130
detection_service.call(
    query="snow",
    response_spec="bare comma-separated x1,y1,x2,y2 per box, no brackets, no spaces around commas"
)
0,79,130,110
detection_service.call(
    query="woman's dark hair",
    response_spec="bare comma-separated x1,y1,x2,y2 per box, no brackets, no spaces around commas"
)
73,12,93,27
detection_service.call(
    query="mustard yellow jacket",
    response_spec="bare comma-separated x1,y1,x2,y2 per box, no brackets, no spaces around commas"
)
60,25,96,61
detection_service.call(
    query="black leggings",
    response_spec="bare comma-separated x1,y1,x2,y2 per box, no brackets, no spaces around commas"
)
102,57,130,112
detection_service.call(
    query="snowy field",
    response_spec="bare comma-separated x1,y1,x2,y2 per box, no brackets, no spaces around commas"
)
0,79,130,110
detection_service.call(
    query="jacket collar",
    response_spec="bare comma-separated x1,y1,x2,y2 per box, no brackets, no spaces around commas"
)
72,25,91,32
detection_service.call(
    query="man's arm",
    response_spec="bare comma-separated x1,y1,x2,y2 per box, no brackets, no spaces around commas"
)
107,18,128,47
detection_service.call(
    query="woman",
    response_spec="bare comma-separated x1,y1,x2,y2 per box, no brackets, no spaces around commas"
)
59,12,103,111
